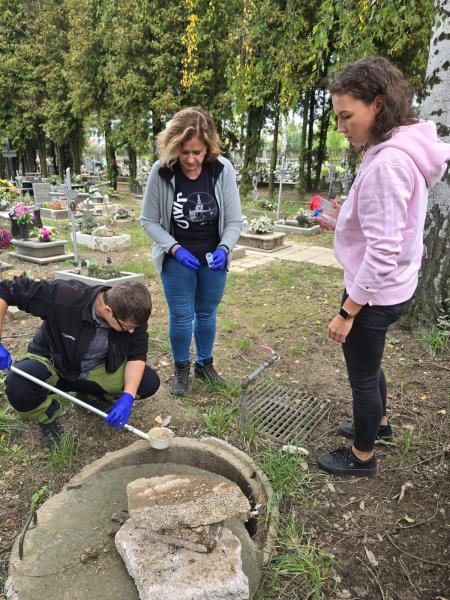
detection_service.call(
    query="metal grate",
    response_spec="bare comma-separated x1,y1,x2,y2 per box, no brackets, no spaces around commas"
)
244,379,332,443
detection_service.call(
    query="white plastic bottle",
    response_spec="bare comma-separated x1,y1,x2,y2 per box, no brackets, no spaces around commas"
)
206,252,214,268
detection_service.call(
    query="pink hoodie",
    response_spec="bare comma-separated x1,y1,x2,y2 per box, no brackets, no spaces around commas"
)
334,121,450,306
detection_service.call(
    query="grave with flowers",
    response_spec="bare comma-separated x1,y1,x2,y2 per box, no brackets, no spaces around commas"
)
0,228,13,273
9,204,74,264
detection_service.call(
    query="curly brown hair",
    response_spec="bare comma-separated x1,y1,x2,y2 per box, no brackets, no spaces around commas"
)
330,56,418,145
157,106,221,168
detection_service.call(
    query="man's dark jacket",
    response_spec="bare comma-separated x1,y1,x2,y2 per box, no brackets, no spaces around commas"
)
0,276,148,380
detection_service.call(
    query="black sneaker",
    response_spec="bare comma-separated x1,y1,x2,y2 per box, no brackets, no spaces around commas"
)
339,422,393,441
194,358,227,386
170,361,190,396
39,419,64,451
317,446,377,477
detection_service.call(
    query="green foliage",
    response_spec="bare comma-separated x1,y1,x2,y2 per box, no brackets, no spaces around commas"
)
47,434,77,471
257,515,338,600
258,445,309,500
0,408,23,436
87,262,123,280
30,485,49,511
202,401,238,438
422,325,449,356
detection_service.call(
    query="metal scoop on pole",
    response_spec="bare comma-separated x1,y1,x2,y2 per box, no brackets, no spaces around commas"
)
10,365,150,442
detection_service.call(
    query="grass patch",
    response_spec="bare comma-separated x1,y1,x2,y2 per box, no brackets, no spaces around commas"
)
258,445,309,500
202,401,238,438
237,338,252,353
291,343,305,355
0,442,33,465
0,408,24,435
126,224,151,250
220,318,238,333
257,515,338,599
422,325,449,356
396,432,431,465
47,434,77,471
118,257,156,278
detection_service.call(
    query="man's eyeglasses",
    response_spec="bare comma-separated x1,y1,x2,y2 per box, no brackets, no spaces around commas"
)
110,308,137,332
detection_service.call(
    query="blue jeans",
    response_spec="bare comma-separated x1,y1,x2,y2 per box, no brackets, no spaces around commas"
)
161,257,227,364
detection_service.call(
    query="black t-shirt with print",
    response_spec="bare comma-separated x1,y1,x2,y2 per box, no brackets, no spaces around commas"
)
171,163,220,264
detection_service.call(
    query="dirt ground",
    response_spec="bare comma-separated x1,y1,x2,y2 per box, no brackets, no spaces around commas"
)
0,215,448,599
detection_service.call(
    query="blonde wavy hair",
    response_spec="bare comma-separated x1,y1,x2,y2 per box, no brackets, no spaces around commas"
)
157,106,221,168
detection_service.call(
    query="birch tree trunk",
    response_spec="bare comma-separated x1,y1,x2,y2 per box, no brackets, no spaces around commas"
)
414,0,450,324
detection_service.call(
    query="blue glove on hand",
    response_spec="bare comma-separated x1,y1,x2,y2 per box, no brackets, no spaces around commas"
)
0,343,12,370
174,247,201,270
209,247,227,271
103,392,134,430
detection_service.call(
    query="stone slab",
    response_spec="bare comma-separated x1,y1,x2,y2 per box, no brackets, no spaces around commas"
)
231,245,246,260
9,252,74,264
147,521,224,553
6,463,261,600
6,306,29,320
54,269,144,287
128,474,251,530
76,231,131,252
274,222,320,236
0,261,13,272
238,232,286,252
39,208,69,219
116,522,249,600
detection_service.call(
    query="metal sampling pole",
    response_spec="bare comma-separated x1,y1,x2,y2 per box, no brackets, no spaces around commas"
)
239,348,279,431
10,365,150,441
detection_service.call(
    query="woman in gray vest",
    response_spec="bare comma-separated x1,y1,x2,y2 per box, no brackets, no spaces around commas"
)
141,107,242,395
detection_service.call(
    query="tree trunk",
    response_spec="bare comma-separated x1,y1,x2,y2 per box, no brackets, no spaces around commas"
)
314,89,331,191
268,109,280,198
152,114,164,160
38,135,47,178
104,124,118,190
128,145,137,191
69,125,84,175
411,0,450,324
241,105,266,197
306,90,316,193
24,143,37,174
50,141,58,175
297,91,310,198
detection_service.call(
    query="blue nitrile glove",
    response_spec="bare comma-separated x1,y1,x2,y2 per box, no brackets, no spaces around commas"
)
0,343,12,370
103,392,134,430
209,247,227,271
174,247,201,270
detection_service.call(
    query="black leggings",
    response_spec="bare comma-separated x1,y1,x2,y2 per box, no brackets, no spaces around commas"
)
342,293,410,452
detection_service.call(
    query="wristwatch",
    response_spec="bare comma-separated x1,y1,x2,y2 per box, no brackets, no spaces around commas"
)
339,306,354,320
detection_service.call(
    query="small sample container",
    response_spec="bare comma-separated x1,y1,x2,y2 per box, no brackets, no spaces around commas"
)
206,252,214,268
147,426,175,450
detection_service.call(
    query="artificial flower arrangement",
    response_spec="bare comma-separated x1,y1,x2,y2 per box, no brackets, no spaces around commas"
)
113,206,134,220
41,200,66,210
11,204,35,225
247,215,275,234
30,226,57,242
0,228,12,249
0,178,20,194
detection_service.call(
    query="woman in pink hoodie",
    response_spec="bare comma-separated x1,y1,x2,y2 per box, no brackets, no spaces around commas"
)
316,56,450,477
